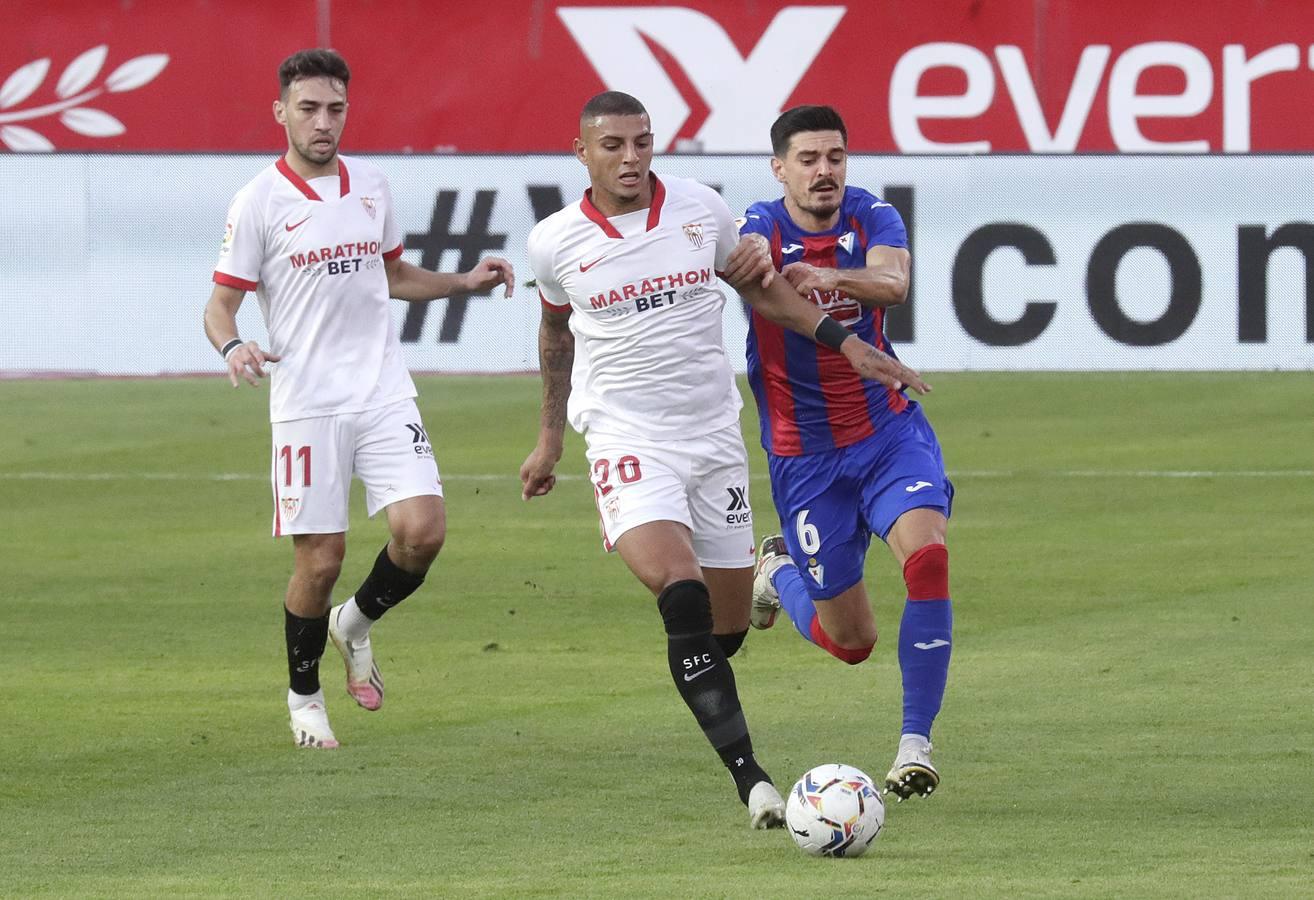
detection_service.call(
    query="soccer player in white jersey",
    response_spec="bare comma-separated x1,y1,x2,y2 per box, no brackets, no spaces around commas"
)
202,49,513,749
519,91,927,827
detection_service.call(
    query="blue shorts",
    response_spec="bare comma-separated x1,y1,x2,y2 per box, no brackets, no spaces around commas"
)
766,403,953,601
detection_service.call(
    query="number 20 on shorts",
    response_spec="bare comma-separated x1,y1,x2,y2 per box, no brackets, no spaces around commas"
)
592,455,643,496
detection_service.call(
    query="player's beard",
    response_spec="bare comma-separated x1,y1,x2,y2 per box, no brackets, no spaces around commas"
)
797,181,841,220
294,135,338,167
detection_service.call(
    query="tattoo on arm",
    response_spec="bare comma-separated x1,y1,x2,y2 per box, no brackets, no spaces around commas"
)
539,314,574,431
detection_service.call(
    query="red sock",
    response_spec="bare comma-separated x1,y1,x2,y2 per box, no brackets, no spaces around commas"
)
809,617,873,665
903,543,949,600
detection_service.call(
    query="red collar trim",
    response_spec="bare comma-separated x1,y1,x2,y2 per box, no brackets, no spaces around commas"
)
646,174,665,231
579,173,665,239
276,157,350,200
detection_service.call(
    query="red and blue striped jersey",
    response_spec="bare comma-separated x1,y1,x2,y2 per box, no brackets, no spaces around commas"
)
739,186,909,456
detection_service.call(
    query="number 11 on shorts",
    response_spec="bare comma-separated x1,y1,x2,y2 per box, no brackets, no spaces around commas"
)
278,444,311,487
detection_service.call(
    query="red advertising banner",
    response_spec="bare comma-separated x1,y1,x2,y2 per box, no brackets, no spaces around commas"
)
3,1,1314,153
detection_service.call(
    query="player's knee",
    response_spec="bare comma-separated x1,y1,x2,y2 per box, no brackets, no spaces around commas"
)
853,621,879,651
400,533,444,569
657,579,713,636
811,618,875,665
838,642,874,665
390,521,444,571
295,536,345,585
903,543,949,600
299,553,343,591
713,629,747,658
834,627,876,664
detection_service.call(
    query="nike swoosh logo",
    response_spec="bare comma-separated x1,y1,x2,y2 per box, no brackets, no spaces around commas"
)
285,216,311,232
905,481,934,493
913,639,950,650
683,665,716,682
579,255,606,272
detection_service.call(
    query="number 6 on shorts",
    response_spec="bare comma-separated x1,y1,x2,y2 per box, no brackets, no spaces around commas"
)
795,508,821,555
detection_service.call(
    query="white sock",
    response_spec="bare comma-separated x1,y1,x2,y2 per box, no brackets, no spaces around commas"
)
335,597,373,642
288,688,325,710
899,733,931,750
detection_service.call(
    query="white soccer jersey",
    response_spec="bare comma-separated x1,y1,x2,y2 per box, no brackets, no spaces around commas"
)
214,155,414,423
528,174,742,440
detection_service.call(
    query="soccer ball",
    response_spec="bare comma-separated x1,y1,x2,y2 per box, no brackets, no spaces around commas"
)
785,764,885,857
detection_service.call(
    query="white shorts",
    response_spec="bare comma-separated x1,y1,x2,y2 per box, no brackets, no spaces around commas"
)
269,398,443,536
585,423,755,569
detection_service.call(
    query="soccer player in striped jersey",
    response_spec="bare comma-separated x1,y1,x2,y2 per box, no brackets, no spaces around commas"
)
202,49,513,749
741,105,955,801
519,92,926,828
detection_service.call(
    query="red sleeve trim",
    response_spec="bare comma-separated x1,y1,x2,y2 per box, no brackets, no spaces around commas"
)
213,271,258,291
382,243,404,261
539,288,571,312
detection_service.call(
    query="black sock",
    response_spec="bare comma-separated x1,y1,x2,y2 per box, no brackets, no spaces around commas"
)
658,580,769,804
353,545,426,621
719,733,772,805
285,606,329,696
714,629,747,658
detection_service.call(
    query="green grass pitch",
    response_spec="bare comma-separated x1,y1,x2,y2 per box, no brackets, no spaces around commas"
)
1,372,1310,897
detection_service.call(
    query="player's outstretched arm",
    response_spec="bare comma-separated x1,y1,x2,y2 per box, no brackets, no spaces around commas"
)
737,277,929,395
520,306,574,500
837,335,929,394
203,283,282,388
782,246,911,308
384,256,515,302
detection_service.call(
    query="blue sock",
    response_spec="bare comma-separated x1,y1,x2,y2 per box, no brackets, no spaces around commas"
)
771,564,817,644
897,598,953,738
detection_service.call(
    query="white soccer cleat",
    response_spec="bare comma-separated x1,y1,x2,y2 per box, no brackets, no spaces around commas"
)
750,534,792,630
328,604,384,711
884,734,939,801
289,692,339,749
747,781,787,829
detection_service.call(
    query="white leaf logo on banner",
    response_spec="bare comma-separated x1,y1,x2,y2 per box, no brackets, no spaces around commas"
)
106,55,168,92
0,46,168,152
55,45,108,98
0,58,51,109
61,108,125,137
1,125,54,152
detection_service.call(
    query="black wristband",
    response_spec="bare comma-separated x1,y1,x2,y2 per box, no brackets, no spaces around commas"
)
813,315,851,352
220,338,243,360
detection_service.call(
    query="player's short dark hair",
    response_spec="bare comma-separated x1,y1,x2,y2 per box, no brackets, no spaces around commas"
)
580,91,648,122
771,105,848,156
278,49,350,97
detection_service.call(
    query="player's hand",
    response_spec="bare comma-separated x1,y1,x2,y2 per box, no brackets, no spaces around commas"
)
840,336,930,395
519,444,562,500
226,342,282,388
782,262,836,297
466,257,516,298
722,234,775,290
